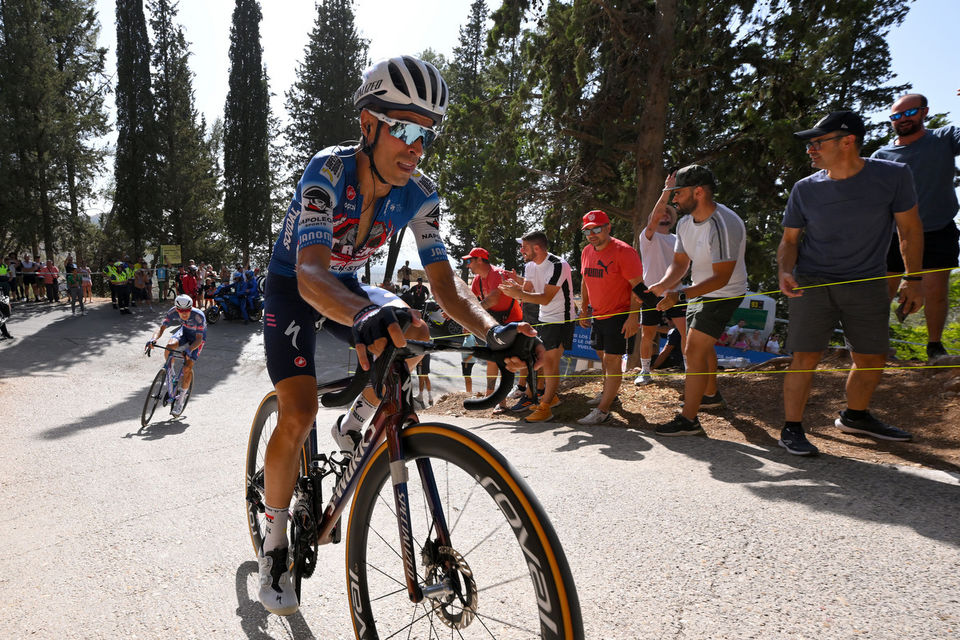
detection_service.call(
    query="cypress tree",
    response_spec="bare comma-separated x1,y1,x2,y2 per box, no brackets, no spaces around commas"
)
223,0,272,265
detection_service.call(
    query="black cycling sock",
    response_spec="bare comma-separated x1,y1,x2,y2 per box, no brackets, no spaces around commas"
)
784,421,803,432
843,408,868,421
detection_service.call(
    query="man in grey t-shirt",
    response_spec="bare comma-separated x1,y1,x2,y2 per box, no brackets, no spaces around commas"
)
871,93,960,360
777,110,924,456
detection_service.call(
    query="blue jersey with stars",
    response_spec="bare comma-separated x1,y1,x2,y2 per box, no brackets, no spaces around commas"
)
267,146,448,280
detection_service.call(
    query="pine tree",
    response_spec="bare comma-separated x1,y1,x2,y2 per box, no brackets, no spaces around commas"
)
284,0,368,172
113,0,158,257
149,0,222,263
223,0,272,265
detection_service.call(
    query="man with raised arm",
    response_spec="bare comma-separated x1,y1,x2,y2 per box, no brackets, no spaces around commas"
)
257,56,541,616
778,110,923,456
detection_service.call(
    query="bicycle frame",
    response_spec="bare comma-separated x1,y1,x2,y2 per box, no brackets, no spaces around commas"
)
301,357,448,604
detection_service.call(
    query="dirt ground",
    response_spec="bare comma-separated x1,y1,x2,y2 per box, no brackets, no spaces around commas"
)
433,351,960,473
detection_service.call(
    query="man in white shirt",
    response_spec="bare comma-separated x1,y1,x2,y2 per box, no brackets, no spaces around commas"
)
500,231,577,423
635,171,687,385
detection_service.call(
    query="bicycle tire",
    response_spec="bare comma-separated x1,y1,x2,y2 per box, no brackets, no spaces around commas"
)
244,392,308,556
141,368,166,428
205,305,220,324
345,422,583,640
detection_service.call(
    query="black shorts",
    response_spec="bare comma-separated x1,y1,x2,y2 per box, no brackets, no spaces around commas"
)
637,289,685,326
263,272,406,385
416,353,431,375
22,273,36,285
538,321,574,351
590,315,635,356
461,361,475,376
887,222,960,272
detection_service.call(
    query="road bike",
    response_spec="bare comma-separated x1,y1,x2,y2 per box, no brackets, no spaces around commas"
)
141,341,193,427
245,331,583,639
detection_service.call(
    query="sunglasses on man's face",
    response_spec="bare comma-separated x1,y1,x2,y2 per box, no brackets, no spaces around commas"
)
369,110,439,149
889,107,922,121
463,258,474,265
583,226,605,235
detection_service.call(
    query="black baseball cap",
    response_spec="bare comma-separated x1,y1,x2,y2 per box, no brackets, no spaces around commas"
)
666,164,716,191
793,110,865,140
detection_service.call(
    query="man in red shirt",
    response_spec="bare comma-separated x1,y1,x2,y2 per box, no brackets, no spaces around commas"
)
463,247,523,398
578,210,644,424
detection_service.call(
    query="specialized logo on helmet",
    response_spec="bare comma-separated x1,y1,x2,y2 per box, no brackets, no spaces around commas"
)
353,79,383,102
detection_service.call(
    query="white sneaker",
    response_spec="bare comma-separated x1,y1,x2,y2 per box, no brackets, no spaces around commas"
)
634,372,653,385
508,386,526,400
330,415,361,454
258,547,298,616
586,392,603,406
577,408,610,425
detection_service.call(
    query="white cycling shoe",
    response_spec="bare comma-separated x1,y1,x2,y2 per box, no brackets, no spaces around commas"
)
258,546,298,616
330,415,361,454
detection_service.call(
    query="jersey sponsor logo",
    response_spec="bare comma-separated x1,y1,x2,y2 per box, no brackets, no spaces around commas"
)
320,154,344,184
299,230,332,246
346,185,356,200
424,203,440,230
281,210,296,251
294,356,306,368
419,232,438,241
413,172,436,196
303,185,333,212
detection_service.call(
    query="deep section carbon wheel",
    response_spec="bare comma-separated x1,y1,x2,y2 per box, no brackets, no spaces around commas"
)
140,368,166,428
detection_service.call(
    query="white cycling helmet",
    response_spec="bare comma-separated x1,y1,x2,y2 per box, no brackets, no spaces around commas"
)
174,294,192,310
353,56,448,127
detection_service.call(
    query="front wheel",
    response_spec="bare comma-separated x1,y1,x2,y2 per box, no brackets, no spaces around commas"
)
346,423,583,639
141,368,166,428
244,392,308,556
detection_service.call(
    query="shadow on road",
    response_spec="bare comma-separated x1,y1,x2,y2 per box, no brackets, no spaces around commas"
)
122,417,191,440
652,433,960,547
234,560,317,639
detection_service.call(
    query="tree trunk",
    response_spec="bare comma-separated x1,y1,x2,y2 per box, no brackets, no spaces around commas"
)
37,161,55,261
66,156,82,264
382,227,407,284
626,0,676,370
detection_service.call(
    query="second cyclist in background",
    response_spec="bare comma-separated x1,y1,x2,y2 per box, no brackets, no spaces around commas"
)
145,294,206,413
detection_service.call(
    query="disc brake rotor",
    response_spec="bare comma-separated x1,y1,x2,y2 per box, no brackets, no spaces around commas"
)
423,546,478,629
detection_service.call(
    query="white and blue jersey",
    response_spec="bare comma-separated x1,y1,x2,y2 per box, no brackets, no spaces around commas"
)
267,146,448,280
162,307,207,346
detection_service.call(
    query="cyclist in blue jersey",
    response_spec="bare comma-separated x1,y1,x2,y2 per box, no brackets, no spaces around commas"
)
257,55,543,616
145,294,207,413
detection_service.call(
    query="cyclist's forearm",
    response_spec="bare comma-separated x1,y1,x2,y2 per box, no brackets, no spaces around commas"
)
296,262,370,326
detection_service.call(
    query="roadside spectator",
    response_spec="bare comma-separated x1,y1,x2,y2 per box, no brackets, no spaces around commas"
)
462,247,524,406
182,267,199,307
0,258,11,297
724,319,748,346
652,319,684,370
7,254,24,301
500,231,577,423
765,334,781,354
109,260,132,314
415,354,433,407
635,172,688,385
21,255,40,302
175,266,185,294
219,264,230,284
133,266,148,303
748,330,764,351
778,110,923,456
79,264,93,303
202,277,217,309
407,277,430,311
39,260,60,302
461,333,478,394
65,264,85,316
64,254,77,274
871,93,960,361
156,261,168,301
397,260,413,288
648,164,748,436
0,292,11,339
578,209,644,425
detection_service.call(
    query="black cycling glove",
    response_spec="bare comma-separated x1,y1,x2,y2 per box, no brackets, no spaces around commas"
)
351,304,399,348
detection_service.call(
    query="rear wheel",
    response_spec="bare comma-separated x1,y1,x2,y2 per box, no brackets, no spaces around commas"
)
140,368,166,428
346,423,583,639
244,392,308,556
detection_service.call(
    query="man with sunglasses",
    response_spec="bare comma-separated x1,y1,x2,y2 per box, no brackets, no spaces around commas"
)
777,110,923,456
145,293,206,413
871,93,960,361
258,55,542,615
647,165,748,436
578,210,644,425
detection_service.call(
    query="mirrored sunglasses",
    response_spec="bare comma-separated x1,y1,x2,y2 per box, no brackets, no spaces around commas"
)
889,107,921,121
583,226,604,235
369,110,439,149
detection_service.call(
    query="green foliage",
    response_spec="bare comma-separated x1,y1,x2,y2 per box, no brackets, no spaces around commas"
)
284,0,368,174
223,0,273,264
890,272,960,359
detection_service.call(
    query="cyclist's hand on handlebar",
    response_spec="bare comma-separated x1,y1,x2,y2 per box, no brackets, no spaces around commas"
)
486,322,545,373
352,304,407,371
144,340,154,356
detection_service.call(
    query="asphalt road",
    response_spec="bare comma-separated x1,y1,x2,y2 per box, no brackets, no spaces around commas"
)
1,300,959,639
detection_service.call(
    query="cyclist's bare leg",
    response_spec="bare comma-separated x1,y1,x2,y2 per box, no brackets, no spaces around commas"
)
181,358,195,390
264,375,319,510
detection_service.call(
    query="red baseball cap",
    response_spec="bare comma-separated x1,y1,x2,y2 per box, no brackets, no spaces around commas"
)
581,210,610,230
461,247,490,261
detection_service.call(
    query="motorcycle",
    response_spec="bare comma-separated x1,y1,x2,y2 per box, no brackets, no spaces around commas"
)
204,283,263,324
